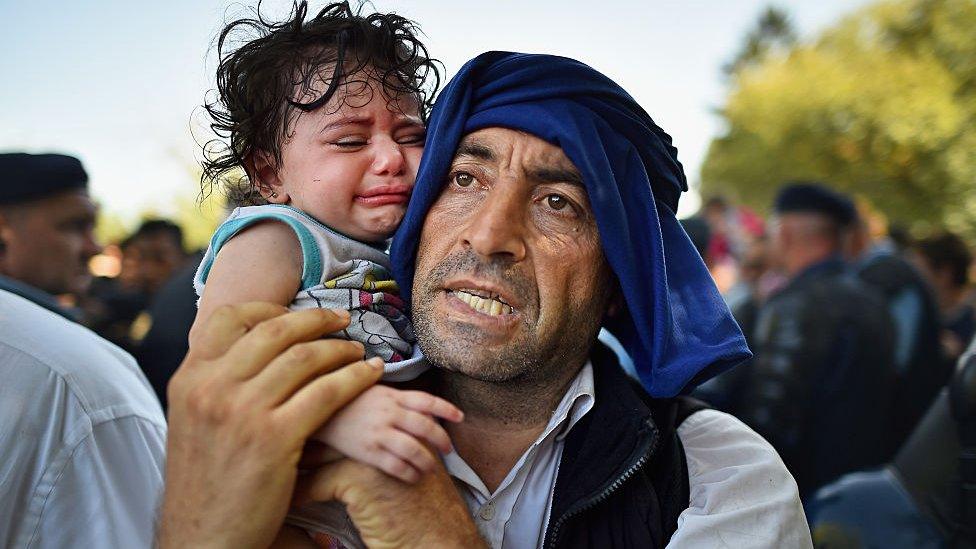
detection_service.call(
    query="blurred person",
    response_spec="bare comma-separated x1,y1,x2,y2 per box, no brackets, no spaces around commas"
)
84,236,151,349
696,236,773,412
134,250,203,409
806,337,976,547
911,232,976,363
847,204,945,456
85,220,188,351
736,182,896,497
0,153,100,320
0,153,165,546
124,219,188,295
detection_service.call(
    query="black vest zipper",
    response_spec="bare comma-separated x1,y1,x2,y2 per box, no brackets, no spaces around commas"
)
543,423,660,548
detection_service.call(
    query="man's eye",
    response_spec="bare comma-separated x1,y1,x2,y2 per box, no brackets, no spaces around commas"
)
546,194,569,211
453,172,475,187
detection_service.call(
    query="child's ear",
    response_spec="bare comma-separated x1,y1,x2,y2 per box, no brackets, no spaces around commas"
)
247,150,288,204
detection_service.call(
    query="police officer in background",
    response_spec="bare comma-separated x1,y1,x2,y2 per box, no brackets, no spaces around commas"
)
0,153,100,320
847,208,946,457
0,153,165,547
735,182,896,497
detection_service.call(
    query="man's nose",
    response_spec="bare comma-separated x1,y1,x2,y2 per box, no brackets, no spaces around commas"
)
371,140,405,176
460,183,527,262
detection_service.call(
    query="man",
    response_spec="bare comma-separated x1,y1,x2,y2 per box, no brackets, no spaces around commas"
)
134,249,204,409
0,153,167,547
847,208,945,456
736,183,896,497
123,219,189,296
87,219,190,351
0,152,101,320
911,232,976,363
161,52,810,548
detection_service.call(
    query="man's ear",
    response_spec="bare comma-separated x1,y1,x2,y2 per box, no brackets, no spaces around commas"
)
247,150,288,204
0,208,14,259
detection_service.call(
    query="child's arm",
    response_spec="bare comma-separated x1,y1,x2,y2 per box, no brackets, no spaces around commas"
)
191,221,303,339
313,385,464,483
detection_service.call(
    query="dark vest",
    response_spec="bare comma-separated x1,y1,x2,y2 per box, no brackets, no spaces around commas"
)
543,343,707,548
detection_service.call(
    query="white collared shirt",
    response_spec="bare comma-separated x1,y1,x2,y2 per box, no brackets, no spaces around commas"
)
443,362,812,548
444,362,595,548
0,290,167,548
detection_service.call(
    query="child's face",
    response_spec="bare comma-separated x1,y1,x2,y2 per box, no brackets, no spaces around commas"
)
263,77,425,243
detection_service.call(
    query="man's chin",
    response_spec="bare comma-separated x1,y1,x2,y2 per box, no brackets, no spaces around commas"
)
69,275,93,296
417,331,536,383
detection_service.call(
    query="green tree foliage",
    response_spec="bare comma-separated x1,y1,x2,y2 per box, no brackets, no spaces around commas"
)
702,0,976,237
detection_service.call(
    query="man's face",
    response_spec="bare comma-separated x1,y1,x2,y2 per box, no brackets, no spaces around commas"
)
0,189,100,295
411,128,614,384
122,234,185,294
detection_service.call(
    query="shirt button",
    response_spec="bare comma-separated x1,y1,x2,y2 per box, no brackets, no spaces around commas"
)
479,501,496,521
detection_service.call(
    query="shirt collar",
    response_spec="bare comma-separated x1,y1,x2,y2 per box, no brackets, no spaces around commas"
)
0,276,78,321
552,361,595,441
443,361,596,495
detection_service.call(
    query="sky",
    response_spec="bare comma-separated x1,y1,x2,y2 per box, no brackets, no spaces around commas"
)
0,0,875,221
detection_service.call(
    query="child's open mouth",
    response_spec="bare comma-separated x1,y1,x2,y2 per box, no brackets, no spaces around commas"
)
355,184,412,206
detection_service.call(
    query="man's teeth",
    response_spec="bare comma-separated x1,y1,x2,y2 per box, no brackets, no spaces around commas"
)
454,290,514,316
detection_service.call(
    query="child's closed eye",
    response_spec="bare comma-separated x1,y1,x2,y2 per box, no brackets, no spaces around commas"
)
332,137,368,149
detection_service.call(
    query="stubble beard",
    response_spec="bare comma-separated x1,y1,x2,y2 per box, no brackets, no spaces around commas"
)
412,250,603,424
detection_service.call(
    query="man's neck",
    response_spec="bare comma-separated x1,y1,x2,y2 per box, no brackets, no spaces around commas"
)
786,249,838,278
436,365,582,493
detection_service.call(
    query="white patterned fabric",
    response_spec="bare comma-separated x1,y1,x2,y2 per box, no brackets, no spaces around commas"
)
195,204,425,381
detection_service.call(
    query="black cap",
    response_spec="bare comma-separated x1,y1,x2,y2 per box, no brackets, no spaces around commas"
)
0,153,88,205
774,182,856,226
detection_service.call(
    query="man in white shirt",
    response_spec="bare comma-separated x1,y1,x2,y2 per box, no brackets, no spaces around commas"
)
0,289,167,548
0,153,168,547
159,47,811,548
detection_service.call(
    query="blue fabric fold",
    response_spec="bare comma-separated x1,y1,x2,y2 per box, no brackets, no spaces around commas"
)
391,51,750,397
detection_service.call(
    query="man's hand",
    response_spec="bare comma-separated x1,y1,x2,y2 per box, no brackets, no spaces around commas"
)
294,458,486,549
157,303,383,549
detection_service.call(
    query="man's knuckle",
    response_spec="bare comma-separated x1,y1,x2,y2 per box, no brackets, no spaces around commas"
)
313,379,336,402
185,382,236,423
256,318,287,340
286,343,316,364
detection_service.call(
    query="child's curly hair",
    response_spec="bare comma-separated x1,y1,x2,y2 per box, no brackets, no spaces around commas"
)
201,1,442,203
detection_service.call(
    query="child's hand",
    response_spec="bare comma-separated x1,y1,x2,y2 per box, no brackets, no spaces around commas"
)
312,385,463,483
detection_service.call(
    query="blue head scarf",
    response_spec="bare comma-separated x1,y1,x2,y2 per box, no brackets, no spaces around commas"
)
391,52,750,397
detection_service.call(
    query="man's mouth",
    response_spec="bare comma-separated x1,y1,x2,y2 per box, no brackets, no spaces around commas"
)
447,288,515,316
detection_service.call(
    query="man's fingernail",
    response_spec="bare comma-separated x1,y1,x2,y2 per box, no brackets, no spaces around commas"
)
333,309,351,320
368,357,384,369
